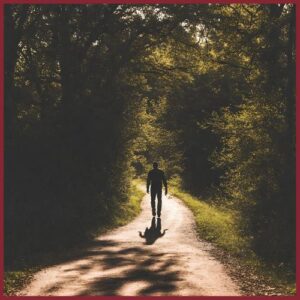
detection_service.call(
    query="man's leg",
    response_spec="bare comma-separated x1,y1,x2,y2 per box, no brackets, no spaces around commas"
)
157,189,162,217
150,189,156,216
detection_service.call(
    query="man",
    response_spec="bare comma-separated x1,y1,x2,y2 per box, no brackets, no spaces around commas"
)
147,162,168,217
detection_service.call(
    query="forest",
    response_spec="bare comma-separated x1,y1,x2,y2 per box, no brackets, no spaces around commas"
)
4,3,295,283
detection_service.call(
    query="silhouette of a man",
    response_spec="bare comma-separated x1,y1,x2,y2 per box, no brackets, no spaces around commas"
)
147,162,167,217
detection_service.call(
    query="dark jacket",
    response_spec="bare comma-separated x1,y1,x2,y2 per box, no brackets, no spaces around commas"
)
147,168,167,191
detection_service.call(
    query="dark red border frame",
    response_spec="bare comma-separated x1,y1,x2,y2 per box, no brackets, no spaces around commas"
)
0,0,298,299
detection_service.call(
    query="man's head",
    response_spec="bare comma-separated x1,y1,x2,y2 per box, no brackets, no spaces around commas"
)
153,162,158,169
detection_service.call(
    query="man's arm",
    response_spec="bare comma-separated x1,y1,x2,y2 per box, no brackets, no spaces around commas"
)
162,172,168,195
147,172,151,193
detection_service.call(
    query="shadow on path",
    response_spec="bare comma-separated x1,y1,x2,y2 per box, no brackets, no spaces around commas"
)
42,238,181,296
139,217,168,245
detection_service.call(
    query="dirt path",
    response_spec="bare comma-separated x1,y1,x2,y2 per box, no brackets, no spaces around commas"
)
19,188,241,296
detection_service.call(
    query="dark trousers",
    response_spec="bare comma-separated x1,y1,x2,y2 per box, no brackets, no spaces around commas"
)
151,188,162,216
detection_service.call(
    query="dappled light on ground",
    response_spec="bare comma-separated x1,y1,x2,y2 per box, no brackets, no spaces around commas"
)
19,190,240,296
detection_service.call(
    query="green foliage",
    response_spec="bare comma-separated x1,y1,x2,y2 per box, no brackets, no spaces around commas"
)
209,100,286,207
99,179,145,230
208,100,295,263
131,97,183,178
201,4,296,264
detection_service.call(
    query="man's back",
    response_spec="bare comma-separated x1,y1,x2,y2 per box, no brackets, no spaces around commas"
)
147,168,166,190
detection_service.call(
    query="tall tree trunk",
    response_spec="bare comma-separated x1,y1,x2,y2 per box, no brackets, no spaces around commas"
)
286,5,295,138
4,5,15,268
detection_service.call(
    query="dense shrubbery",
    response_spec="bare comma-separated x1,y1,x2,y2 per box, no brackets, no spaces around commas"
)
209,100,295,264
